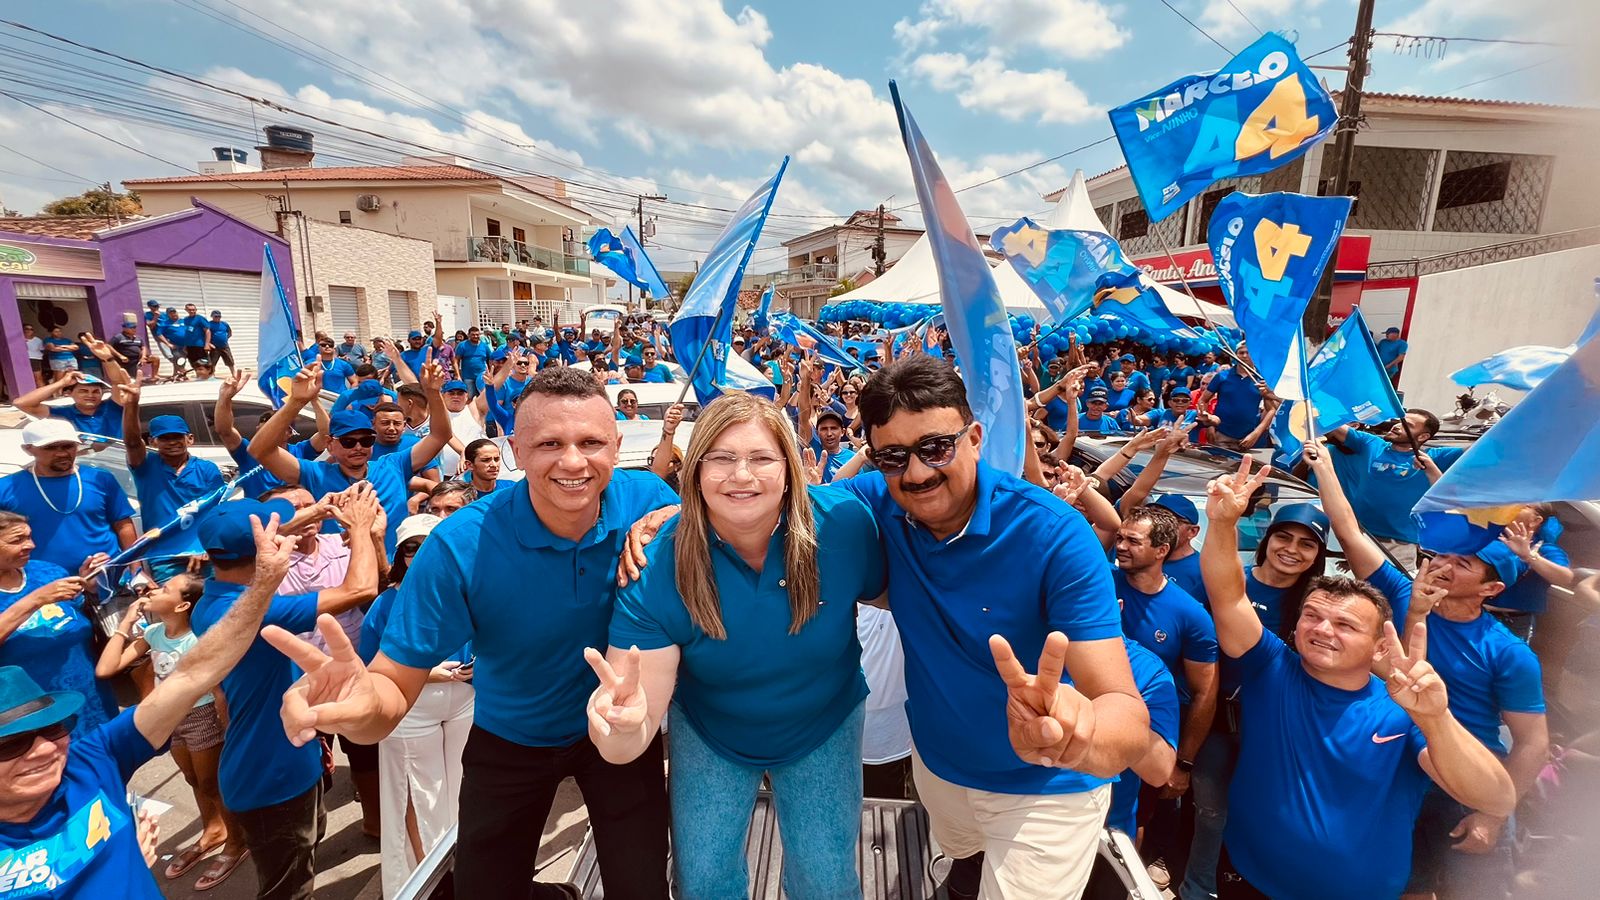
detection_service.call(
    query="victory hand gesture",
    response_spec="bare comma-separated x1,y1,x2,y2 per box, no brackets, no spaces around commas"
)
1206,456,1270,525
584,647,647,736
990,631,1096,769
263,615,381,746
290,365,323,404
1410,558,1449,620
1382,620,1448,720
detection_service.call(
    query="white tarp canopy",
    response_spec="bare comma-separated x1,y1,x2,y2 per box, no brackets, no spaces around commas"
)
827,169,1234,328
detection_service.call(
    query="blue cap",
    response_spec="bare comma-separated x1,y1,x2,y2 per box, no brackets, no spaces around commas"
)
198,498,297,562
0,666,82,739
1385,327,1401,334
441,380,469,393
329,410,375,437
1267,503,1330,545
210,310,222,317
1086,387,1109,401
1119,353,1136,362
624,356,643,368
1150,494,1198,525
408,330,424,339
145,299,160,308
1170,386,1192,398
148,415,190,438
1475,541,1528,586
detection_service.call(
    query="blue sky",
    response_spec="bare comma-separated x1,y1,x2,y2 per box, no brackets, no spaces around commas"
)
0,0,1582,270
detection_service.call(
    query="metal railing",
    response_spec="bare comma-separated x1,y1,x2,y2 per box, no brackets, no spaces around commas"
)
1365,225,1600,280
771,262,839,284
466,235,591,276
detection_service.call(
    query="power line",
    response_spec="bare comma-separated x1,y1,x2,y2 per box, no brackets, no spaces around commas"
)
1447,59,1555,93
1223,0,1264,36
1373,33,1568,48
0,138,101,186
1155,0,1233,56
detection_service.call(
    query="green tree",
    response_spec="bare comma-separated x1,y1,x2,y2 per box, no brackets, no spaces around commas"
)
829,277,857,298
42,186,142,217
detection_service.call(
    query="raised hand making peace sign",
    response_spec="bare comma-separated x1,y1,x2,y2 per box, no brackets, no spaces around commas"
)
1381,619,1448,719
989,631,1097,770
583,646,647,737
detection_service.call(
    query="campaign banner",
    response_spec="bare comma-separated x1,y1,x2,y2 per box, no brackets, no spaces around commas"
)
1109,32,1337,222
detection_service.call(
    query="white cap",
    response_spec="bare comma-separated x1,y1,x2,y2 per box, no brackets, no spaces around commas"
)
20,418,83,448
395,513,442,546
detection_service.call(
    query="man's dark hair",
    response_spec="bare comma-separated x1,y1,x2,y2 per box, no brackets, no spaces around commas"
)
1127,505,1180,558
260,484,305,503
355,363,378,378
857,355,973,442
371,402,404,417
1408,408,1441,437
465,437,497,464
396,383,425,401
515,365,606,413
1303,575,1393,632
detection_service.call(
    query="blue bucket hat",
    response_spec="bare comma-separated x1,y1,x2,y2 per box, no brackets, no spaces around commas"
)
0,666,83,740
329,410,376,437
197,498,297,562
1150,494,1199,525
148,415,191,438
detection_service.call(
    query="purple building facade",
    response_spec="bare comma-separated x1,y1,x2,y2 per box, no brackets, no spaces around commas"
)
0,199,297,399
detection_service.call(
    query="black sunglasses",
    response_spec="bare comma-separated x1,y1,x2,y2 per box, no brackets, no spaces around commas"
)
870,424,973,476
337,434,377,449
0,718,74,761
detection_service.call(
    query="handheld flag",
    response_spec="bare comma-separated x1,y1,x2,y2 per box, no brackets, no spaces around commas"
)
102,475,245,573
890,81,1027,476
589,227,669,298
617,226,672,300
1450,287,1600,393
1109,32,1338,222
256,244,301,408
769,312,861,373
752,284,775,335
1210,191,1351,399
669,158,789,405
1270,308,1404,463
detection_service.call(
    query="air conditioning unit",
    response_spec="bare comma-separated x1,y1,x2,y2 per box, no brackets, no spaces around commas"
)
356,194,382,212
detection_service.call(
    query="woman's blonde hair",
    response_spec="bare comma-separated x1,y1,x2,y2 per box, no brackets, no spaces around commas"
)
675,392,819,639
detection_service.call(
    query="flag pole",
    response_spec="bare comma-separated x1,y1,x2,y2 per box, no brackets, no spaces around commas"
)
674,300,733,406
1152,228,1263,384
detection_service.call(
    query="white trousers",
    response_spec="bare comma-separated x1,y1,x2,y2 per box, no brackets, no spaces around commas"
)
378,680,475,899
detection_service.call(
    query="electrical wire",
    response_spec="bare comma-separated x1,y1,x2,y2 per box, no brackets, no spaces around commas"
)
1223,0,1264,36
1155,0,1233,56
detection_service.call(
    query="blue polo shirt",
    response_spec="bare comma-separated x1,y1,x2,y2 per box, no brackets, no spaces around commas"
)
1043,396,1073,432
1077,414,1121,436
1113,569,1217,704
178,315,210,348
1496,539,1566,614
1243,567,1294,637
1149,366,1174,392
131,454,225,557
0,709,163,899
0,560,121,737
1152,408,1198,429
318,358,356,393
455,339,488,376
640,363,673,383
1107,638,1179,836
1364,560,1415,626
208,319,232,346
1226,629,1431,900
360,588,472,667
192,580,321,812
1211,366,1262,439
49,401,124,441
0,467,135,573
1334,429,1465,543
43,337,76,363
610,486,885,767
1423,611,1544,754
1377,337,1408,372
297,453,414,554
381,469,678,746
839,463,1121,795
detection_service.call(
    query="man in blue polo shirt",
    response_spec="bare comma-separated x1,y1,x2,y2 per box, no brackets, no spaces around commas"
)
120,386,226,567
1199,457,1514,900
206,310,235,373
312,338,357,394
1151,494,1207,605
177,303,213,370
1201,346,1265,451
0,512,294,899
194,492,381,900
1079,387,1122,435
1116,354,1150,393
1378,326,1408,383
1325,409,1463,569
250,362,453,552
257,368,677,900
835,355,1149,898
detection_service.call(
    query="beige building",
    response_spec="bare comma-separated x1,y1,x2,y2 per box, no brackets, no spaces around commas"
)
125,130,611,337
776,209,924,318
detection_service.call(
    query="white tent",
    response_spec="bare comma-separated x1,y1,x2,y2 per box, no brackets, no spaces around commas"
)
826,169,1234,328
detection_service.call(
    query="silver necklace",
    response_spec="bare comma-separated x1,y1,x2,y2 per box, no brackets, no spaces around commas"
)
30,467,82,515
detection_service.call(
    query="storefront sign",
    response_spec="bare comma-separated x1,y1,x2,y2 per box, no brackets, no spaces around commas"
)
1133,234,1371,287
0,237,104,280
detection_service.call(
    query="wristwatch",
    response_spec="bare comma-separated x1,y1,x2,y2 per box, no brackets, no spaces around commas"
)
1176,758,1195,773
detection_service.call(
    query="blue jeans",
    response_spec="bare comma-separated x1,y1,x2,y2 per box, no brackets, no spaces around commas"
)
1181,730,1239,900
669,702,864,900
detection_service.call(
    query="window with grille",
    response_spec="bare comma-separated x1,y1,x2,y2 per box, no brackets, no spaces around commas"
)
1435,162,1511,210
1119,208,1149,240
1431,151,1551,234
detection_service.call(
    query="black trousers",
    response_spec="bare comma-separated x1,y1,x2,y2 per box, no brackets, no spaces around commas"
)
455,726,670,899
210,344,236,370
233,781,326,900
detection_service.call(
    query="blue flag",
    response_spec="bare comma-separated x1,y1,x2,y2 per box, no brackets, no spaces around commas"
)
752,284,775,335
589,227,669,298
1110,33,1337,223
769,311,861,373
669,158,789,406
617,226,671,299
1271,308,1404,464
256,244,301,408
1210,191,1351,399
890,81,1026,476
1451,285,1600,392
102,475,247,575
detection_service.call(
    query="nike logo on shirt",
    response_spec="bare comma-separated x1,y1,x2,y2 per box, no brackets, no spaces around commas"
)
1371,733,1407,744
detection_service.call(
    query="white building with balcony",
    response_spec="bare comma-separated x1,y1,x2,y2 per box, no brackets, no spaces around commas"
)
776,209,924,318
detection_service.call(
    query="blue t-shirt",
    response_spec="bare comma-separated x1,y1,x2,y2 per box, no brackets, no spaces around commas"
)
1121,371,1150,393
455,339,489,374
1149,366,1174,392
399,347,431,379
1424,611,1545,754
49,402,124,441
0,709,162,899
1377,337,1408,371
1210,366,1262,439
43,338,76,363
807,435,857,484
1243,567,1295,637
297,454,414,554
227,438,319,500
1113,569,1218,704
1107,638,1179,836
0,560,120,736
610,486,885,767
207,319,232,346
1171,366,1196,389
641,363,674,384
839,463,1122,795
1336,430,1465,543
1152,408,1198,430
1104,387,1137,411
191,580,320,812
1162,550,1207,607
381,469,678,746
1043,396,1073,432
332,382,397,418
1364,560,1415,626
0,467,135,573
1495,540,1566,614
1226,630,1432,900
131,454,225,557
318,358,356,394
1077,414,1121,436
178,315,210,348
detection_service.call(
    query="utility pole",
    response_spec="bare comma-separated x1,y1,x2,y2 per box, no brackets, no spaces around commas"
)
634,193,667,310
1304,0,1376,344
872,203,887,276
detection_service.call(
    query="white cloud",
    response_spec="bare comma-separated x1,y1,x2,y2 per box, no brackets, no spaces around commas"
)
1196,0,1307,42
911,52,1099,124
910,0,1130,59
892,17,944,52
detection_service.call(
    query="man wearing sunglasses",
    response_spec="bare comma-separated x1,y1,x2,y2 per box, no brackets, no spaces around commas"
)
0,512,296,899
314,339,358,394
120,388,227,568
250,363,454,554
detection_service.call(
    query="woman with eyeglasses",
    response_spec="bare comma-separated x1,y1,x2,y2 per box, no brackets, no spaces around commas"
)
360,514,474,898
587,392,885,900
614,388,650,421
0,511,119,737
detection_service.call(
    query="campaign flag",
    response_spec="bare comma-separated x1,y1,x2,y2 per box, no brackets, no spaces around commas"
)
769,311,862,372
1308,307,1404,429
752,283,775,335
1413,318,1600,550
256,244,301,408
670,158,789,405
1451,285,1600,392
1209,191,1351,400
102,475,244,575
991,219,1197,336
617,226,671,299
1109,32,1338,222
890,81,1027,476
